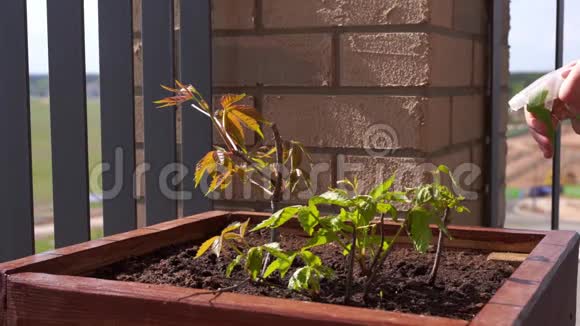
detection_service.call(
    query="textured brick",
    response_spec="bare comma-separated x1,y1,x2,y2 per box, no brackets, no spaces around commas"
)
429,148,484,226
450,197,483,226
341,33,430,87
262,0,428,28
338,155,428,194
213,34,333,86
452,95,485,144
429,0,453,28
430,34,472,86
472,41,485,87
429,147,480,195
212,0,255,30
453,0,486,34
263,95,450,153
341,33,472,87
430,147,470,171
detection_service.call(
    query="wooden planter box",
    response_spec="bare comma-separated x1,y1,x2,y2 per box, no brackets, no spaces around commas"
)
1,211,578,325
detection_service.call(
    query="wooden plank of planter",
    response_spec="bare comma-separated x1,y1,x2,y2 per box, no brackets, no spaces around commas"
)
0,211,230,277
0,210,549,287
1,211,577,325
6,273,466,326
487,252,528,263
471,230,579,326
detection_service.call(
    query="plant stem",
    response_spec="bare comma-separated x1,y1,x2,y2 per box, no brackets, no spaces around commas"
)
233,150,277,185
270,123,284,243
427,208,449,286
367,214,385,277
262,124,284,276
363,220,406,301
344,227,357,304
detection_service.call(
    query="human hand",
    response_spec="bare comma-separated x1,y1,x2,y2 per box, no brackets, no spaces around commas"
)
525,61,580,158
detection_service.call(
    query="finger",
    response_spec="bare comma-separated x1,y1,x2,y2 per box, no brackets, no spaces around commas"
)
525,109,553,136
525,109,555,158
529,129,553,158
552,100,575,121
560,61,578,79
559,62,580,113
572,119,580,135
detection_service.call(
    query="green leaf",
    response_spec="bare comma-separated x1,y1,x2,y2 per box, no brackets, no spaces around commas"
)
320,212,352,233
297,206,318,236
408,206,433,253
226,254,243,277
251,206,301,232
526,90,554,144
228,106,264,138
195,236,219,258
437,165,450,174
377,203,397,219
239,219,250,237
245,247,264,281
288,266,311,292
305,229,339,249
352,196,377,226
309,190,351,207
343,241,359,256
369,173,396,200
416,186,433,204
210,236,224,257
221,222,241,235
261,242,286,259
264,253,296,278
195,151,218,187
300,250,322,267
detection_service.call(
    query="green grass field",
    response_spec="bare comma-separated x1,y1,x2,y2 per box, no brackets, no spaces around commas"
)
30,98,102,215
35,228,104,253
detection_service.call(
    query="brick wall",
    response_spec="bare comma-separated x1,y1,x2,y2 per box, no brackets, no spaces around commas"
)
133,0,510,227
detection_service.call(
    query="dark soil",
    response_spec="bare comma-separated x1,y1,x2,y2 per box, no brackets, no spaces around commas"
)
93,228,516,321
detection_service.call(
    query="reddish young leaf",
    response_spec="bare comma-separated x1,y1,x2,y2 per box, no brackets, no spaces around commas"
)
221,94,246,109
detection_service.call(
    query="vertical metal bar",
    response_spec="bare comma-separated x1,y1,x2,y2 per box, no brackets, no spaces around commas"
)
551,0,565,230
486,0,505,227
99,0,137,235
142,0,177,225
0,0,34,261
180,0,213,216
47,0,91,247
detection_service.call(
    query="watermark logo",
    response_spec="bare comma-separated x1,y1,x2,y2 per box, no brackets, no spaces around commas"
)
363,123,398,156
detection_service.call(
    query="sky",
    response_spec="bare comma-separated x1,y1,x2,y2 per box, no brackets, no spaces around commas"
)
25,0,580,74
510,0,580,72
